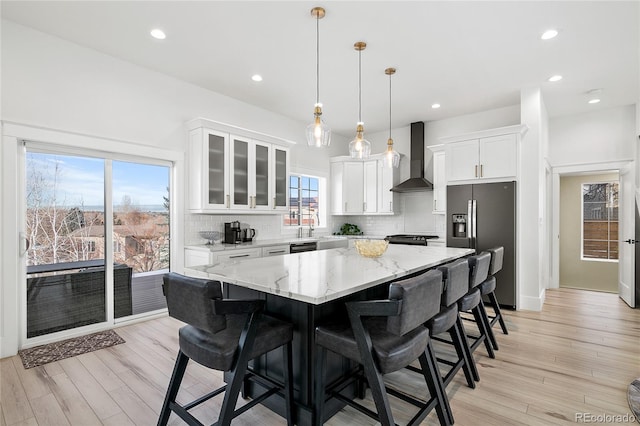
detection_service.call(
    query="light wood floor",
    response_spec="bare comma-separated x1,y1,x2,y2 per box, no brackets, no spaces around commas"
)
2,288,639,425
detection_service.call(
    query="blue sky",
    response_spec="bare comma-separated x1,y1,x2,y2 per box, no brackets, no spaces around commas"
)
27,153,169,208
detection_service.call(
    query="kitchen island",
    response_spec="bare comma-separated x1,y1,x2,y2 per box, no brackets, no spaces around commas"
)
185,245,474,425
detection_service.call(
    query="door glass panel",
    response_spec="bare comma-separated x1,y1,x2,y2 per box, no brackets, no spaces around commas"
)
25,152,106,338
233,139,248,205
208,134,225,205
255,144,269,206
113,161,170,316
275,149,287,207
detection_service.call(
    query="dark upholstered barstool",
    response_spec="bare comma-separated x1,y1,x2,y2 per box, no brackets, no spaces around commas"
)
158,273,294,426
406,259,478,425
460,252,496,359
480,247,509,338
314,270,451,426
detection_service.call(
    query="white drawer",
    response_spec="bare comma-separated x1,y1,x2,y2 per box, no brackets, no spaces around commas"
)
262,244,291,257
213,248,262,262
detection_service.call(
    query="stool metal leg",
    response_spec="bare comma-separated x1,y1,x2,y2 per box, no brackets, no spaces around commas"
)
158,350,189,426
449,318,475,389
421,342,453,426
456,317,480,381
487,291,509,334
472,305,495,359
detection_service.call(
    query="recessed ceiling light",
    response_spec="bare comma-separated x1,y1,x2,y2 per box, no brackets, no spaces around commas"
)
548,75,563,82
251,74,263,82
431,103,441,109
150,29,166,40
541,29,558,40
588,98,601,104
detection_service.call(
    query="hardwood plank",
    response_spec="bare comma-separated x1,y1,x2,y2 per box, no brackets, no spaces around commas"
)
29,393,70,426
0,358,33,424
47,371,102,425
58,356,122,420
1,287,639,426
101,411,135,426
75,351,126,392
107,385,157,425
9,358,51,401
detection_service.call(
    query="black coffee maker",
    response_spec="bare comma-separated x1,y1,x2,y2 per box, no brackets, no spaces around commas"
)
224,221,242,244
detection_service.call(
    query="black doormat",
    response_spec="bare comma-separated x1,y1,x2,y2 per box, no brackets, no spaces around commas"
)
18,330,125,369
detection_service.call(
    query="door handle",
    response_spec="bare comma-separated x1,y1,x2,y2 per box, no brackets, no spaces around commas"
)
624,239,638,244
475,165,478,178
273,197,276,209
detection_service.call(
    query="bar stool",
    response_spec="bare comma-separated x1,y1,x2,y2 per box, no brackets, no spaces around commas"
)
314,270,451,426
481,247,509,337
460,252,496,359
406,259,478,425
158,273,295,426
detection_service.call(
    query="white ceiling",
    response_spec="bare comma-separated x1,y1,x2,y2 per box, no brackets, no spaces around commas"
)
2,1,638,137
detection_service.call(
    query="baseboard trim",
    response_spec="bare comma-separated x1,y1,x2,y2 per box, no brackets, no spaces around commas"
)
519,288,546,311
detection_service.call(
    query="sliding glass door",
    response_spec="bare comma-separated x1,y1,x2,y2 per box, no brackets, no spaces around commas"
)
25,148,170,339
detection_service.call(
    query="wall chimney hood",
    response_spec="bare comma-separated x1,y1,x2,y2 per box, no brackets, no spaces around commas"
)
391,121,433,192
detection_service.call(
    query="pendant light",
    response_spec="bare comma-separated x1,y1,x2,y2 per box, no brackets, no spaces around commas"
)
348,41,371,159
383,67,400,168
306,7,331,147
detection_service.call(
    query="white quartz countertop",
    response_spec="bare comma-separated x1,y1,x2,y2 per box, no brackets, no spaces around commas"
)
185,245,474,305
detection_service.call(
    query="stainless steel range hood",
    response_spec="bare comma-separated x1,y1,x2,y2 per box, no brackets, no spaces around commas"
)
391,121,433,192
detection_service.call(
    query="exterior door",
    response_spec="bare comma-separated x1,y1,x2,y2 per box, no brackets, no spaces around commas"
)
618,164,635,307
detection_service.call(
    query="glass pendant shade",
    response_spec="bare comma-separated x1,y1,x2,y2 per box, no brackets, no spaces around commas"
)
383,138,401,168
349,122,371,159
306,104,331,147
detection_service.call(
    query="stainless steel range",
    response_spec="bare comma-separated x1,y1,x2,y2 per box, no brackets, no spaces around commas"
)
385,234,439,246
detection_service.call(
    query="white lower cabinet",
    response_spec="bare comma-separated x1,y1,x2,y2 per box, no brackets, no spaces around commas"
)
262,244,291,257
185,247,262,267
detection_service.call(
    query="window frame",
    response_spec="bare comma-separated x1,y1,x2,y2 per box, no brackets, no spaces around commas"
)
580,180,619,263
283,171,327,230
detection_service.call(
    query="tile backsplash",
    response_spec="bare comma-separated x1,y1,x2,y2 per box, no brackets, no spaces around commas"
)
184,193,444,244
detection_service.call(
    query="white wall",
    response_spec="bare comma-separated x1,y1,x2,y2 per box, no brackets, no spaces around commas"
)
519,88,546,310
549,105,636,167
0,20,348,357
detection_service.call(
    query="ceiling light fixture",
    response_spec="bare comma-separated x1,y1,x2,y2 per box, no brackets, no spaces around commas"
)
548,75,563,82
432,103,441,109
348,41,371,159
587,88,602,104
251,74,263,82
541,29,558,40
306,6,331,147
383,67,400,168
150,29,166,40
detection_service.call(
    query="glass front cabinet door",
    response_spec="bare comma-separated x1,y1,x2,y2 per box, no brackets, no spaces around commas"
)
188,119,290,213
272,146,289,212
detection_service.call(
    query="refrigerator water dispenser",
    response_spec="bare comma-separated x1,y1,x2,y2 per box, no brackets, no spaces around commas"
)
452,214,467,238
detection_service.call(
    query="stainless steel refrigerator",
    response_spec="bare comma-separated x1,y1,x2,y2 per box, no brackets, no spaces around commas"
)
447,181,516,308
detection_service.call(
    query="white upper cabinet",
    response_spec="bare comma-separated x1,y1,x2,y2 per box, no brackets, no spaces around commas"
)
363,160,378,214
331,155,398,215
441,124,527,184
188,118,290,213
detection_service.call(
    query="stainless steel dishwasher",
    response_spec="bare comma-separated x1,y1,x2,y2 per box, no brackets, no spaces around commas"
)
289,241,317,253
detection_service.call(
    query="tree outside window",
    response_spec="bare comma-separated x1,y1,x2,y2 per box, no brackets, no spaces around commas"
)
285,175,320,227
582,182,618,260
